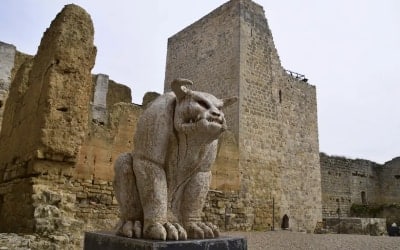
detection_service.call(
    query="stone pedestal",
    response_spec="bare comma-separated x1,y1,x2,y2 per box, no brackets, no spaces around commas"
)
84,231,247,250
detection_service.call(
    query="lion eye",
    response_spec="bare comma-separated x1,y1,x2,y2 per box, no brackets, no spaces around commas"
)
197,100,210,109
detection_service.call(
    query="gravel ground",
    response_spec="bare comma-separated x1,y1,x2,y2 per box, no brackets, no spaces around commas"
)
222,231,400,250
2,231,399,249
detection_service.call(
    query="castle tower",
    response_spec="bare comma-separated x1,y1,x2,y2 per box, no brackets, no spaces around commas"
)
165,0,322,232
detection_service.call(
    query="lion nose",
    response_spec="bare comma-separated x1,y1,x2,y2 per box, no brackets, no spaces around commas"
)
211,110,220,117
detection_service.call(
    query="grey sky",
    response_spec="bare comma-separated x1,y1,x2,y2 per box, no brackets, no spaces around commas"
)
1,0,399,164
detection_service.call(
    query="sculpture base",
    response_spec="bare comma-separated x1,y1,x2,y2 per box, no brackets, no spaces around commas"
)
84,231,247,250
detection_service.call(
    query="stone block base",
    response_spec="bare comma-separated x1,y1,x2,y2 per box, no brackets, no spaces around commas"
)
84,231,247,250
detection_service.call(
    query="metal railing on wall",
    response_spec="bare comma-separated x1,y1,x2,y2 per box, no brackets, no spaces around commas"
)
285,69,308,82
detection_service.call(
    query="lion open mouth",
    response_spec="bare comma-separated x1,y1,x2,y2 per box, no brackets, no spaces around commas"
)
185,117,223,125
206,117,223,125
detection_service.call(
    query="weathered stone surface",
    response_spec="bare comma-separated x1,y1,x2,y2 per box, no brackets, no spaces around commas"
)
84,231,247,250
320,153,400,219
0,42,16,90
323,217,387,236
165,0,321,232
0,42,16,132
114,79,237,240
106,79,132,108
0,4,96,165
210,131,240,191
0,4,131,248
142,91,161,108
92,74,109,125
75,102,141,180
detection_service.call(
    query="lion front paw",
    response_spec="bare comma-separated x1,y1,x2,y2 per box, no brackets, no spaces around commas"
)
116,220,142,238
144,222,187,240
186,222,220,239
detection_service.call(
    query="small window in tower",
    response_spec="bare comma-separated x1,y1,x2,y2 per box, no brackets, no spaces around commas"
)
0,100,3,108
278,90,282,103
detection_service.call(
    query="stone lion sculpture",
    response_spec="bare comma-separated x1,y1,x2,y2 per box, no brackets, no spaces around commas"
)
113,78,237,240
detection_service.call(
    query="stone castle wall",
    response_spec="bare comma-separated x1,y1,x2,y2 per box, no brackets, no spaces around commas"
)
165,0,321,232
320,153,381,218
320,153,400,219
377,157,400,204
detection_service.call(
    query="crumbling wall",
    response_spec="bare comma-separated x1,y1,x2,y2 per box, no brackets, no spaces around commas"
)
320,153,400,232
320,153,381,217
0,4,97,235
377,157,400,204
0,42,16,133
0,4,138,249
0,4,96,166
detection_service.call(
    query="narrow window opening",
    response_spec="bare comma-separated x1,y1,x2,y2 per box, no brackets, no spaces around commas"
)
281,214,289,230
278,90,282,103
56,107,68,112
0,100,3,108
361,191,367,205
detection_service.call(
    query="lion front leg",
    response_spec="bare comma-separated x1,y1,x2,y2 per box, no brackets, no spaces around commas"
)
132,157,187,240
113,153,143,238
181,171,220,239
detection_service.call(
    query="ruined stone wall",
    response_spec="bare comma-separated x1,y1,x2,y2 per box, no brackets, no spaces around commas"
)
0,5,96,235
0,4,96,167
0,47,34,136
0,4,140,249
377,157,400,204
320,153,381,218
0,42,16,133
165,0,322,232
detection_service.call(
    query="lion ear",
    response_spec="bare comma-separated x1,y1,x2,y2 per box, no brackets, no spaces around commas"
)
171,78,193,100
222,96,238,107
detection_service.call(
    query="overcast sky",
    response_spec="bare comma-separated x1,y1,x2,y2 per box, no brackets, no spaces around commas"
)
1,0,399,164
